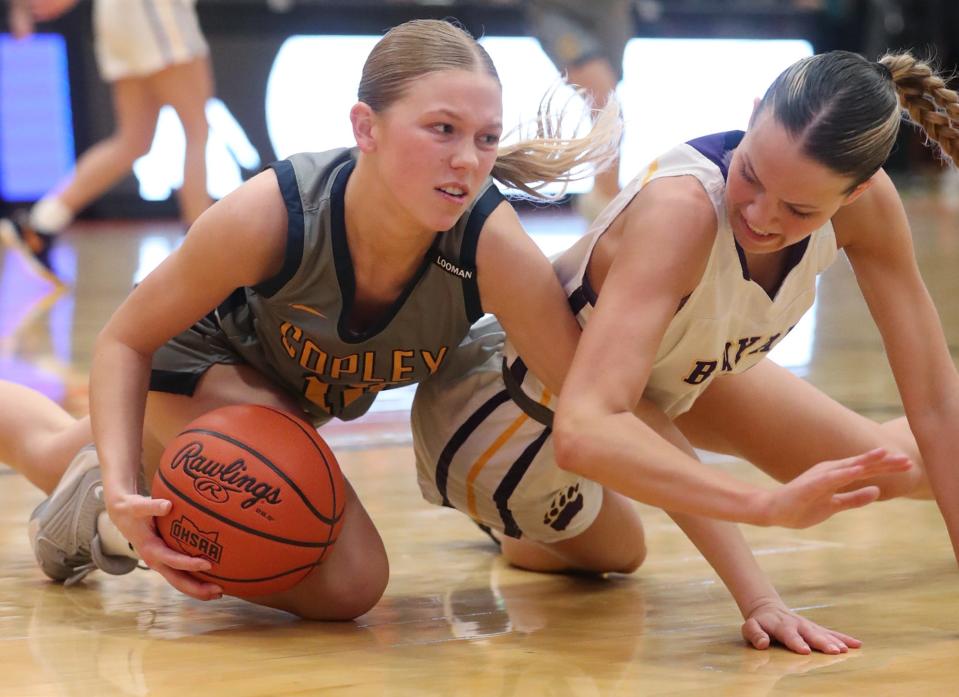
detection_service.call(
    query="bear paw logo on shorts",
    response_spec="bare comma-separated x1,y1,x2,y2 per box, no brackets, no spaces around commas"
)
543,483,584,532
169,515,224,564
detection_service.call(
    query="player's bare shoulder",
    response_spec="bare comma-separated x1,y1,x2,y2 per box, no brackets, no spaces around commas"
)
185,168,289,287
593,175,716,289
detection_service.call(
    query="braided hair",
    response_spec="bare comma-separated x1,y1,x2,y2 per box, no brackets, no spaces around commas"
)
754,50,958,191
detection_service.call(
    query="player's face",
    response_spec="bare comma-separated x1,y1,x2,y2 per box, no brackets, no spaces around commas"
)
725,111,859,254
373,69,503,232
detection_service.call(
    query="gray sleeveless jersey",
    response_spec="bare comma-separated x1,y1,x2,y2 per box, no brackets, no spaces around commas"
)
158,148,504,422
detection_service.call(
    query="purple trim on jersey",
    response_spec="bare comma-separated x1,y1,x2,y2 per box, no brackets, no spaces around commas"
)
683,132,748,280
685,131,745,181
687,131,814,299
737,234,812,301
734,240,750,281
764,236,811,301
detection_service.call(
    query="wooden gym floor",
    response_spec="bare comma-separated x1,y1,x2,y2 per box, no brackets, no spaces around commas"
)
0,180,958,696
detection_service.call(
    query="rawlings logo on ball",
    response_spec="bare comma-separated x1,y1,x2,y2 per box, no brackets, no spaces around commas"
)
193,478,232,504
169,441,284,509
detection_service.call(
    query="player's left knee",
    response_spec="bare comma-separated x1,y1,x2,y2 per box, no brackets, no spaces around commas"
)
617,540,647,574
295,559,390,621
880,461,931,501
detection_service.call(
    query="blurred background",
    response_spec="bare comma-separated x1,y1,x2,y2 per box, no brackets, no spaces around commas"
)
2,0,957,220
1,0,956,426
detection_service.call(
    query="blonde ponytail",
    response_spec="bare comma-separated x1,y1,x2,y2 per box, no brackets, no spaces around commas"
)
360,19,622,199
493,87,623,199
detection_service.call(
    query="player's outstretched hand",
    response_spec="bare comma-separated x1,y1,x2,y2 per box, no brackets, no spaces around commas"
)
762,448,913,529
107,493,223,601
742,599,862,655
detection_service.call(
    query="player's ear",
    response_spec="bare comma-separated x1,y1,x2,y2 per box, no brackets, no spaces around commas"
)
351,102,377,153
840,175,875,206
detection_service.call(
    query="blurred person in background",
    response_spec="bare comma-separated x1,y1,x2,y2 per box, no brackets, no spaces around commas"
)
526,0,657,221
2,0,214,285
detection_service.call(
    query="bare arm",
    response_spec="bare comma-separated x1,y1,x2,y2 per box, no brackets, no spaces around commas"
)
91,169,287,597
641,398,861,653
837,169,959,564
551,177,783,523
670,510,861,653
475,184,900,651
475,201,580,397
552,176,908,524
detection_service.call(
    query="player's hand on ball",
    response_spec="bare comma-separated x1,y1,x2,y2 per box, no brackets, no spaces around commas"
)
107,492,223,600
741,599,862,654
760,448,912,528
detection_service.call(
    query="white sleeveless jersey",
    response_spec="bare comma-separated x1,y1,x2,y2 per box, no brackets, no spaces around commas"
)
411,131,838,542
506,130,838,418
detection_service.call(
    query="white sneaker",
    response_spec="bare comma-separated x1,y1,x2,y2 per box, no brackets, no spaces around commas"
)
28,445,138,586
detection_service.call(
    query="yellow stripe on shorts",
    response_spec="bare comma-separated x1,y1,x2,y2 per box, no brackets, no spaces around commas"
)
465,386,553,518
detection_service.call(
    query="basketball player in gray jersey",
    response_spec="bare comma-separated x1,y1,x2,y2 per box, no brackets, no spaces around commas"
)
414,50,959,652
151,147,501,424
0,19,622,619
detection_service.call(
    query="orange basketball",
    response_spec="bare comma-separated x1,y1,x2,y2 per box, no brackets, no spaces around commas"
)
152,404,346,597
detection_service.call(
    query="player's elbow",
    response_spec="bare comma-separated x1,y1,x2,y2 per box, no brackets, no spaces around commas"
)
553,407,596,476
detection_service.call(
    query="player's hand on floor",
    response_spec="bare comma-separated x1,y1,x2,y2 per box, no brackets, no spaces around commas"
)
741,600,862,655
107,493,223,600
763,448,912,528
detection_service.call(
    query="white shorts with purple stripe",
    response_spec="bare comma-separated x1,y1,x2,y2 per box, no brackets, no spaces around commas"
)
411,317,602,544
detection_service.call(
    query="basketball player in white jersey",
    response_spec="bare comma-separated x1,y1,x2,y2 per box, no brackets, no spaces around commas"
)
413,50,959,653
2,0,213,284
0,20,625,620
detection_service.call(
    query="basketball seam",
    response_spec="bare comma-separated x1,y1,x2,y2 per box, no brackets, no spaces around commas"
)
257,406,344,560
267,407,345,564
200,560,319,585
264,407,343,536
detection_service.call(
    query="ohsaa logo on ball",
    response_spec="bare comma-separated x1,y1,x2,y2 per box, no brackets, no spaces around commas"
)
168,440,284,509
169,515,224,564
